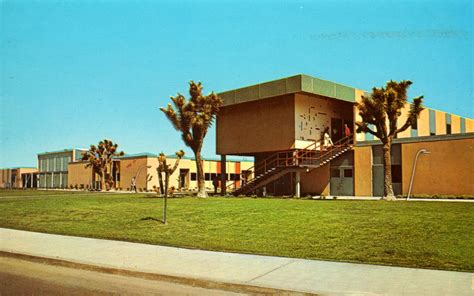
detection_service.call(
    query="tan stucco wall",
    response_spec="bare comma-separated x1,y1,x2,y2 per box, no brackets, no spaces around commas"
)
294,93,353,143
300,164,330,195
466,118,474,132
117,156,254,192
451,115,460,134
401,138,474,195
68,162,92,188
417,108,430,137
120,157,149,191
397,103,411,138
0,169,12,188
217,94,295,155
435,110,446,135
354,90,366,142
353,146,372,196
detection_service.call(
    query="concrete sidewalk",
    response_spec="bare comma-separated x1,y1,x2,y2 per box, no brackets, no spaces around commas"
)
1,228,472,295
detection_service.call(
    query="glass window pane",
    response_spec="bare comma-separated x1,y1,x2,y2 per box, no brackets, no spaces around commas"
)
344,169,353,178
330,169,340,178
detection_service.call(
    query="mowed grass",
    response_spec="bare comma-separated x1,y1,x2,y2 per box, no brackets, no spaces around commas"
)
0,190,473,272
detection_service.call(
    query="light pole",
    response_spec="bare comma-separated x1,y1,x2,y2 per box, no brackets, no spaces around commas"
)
407,148,430,201
133,165,151,193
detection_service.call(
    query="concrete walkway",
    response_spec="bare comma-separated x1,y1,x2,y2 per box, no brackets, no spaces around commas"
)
1,228,472,295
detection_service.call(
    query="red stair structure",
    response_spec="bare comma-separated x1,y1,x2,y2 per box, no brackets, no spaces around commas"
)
231,134,354,196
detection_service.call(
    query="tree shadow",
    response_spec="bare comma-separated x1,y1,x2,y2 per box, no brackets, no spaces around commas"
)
140,216,164,223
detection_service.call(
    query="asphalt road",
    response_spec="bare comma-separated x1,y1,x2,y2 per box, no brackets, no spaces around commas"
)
0,256,246,296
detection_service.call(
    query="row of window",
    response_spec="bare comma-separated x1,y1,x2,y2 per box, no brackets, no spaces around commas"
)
38,172,68,188
366,111,467,140
189,173,242,181
39,155,71,172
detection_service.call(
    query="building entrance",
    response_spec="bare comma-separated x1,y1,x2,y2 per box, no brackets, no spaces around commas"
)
331,118,343,142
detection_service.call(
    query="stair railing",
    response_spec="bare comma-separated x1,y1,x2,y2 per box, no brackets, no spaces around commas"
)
233,133,354,193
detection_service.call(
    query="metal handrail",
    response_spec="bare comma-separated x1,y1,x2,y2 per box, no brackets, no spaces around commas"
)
233,134,354,192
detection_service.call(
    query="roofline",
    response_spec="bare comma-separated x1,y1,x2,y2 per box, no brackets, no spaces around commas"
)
218,74,359,107
37,148,87,156
0,167,37,170
355,132,474,147
219,74,473,120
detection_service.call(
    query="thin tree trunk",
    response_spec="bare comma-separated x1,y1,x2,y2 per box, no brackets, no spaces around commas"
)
158,170,164,195
163,173,169,224
194,151,207,198
382,140,395,200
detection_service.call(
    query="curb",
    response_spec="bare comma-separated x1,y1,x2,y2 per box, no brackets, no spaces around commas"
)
0,251,316,295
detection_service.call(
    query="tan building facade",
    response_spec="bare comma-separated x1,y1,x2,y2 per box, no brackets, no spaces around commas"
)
217,74,474,197
38,149,86,188
0,167,38,189
68,153,253,193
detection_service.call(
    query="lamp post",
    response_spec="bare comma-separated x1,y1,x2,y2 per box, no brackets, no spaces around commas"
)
407,148,430,201
133,165,151,193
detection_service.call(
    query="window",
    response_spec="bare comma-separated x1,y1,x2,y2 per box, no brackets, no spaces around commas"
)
330,169,340,178
429,109,436,136
343,169,353,178
446,113,451,135
391,165,402,183
204,173,211,181
190,173,197,181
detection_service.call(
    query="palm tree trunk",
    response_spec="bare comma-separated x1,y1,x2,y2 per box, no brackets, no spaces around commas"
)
194,151,207,198
382,140,395,200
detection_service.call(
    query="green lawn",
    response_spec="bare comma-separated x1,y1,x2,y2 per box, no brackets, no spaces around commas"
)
0,190,473,272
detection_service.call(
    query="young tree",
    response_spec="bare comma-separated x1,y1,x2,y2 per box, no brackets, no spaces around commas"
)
160,81,223,198
157,150,185,224
356,80,423,200
82,139,125,191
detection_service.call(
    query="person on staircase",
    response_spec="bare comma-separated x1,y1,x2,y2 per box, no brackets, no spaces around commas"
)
344,123,352,144
323,127,333,150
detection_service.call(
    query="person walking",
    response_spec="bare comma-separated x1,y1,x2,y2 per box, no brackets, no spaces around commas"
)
131,177,137,193
323,127,333,149
344,123,351,138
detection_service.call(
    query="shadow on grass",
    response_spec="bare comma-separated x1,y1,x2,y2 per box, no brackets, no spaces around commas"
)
140,216,164,223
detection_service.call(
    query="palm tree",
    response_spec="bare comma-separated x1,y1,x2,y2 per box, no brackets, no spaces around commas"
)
356,80,423,200
160,81,223,198
157,150,184,224
82,139,125,191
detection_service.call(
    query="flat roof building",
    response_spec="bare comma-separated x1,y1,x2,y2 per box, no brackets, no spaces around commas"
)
0,167,38,189
68,152,253,192
37,149,86,189
216,74,474,197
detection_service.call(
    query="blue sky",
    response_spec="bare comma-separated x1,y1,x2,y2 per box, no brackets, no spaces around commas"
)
1,0,472,168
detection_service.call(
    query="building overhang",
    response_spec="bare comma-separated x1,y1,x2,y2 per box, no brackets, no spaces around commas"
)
218,74,358,107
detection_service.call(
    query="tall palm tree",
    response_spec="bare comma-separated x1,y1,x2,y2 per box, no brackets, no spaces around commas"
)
82,139,124,191
160,81,223,198
356,80,423,200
